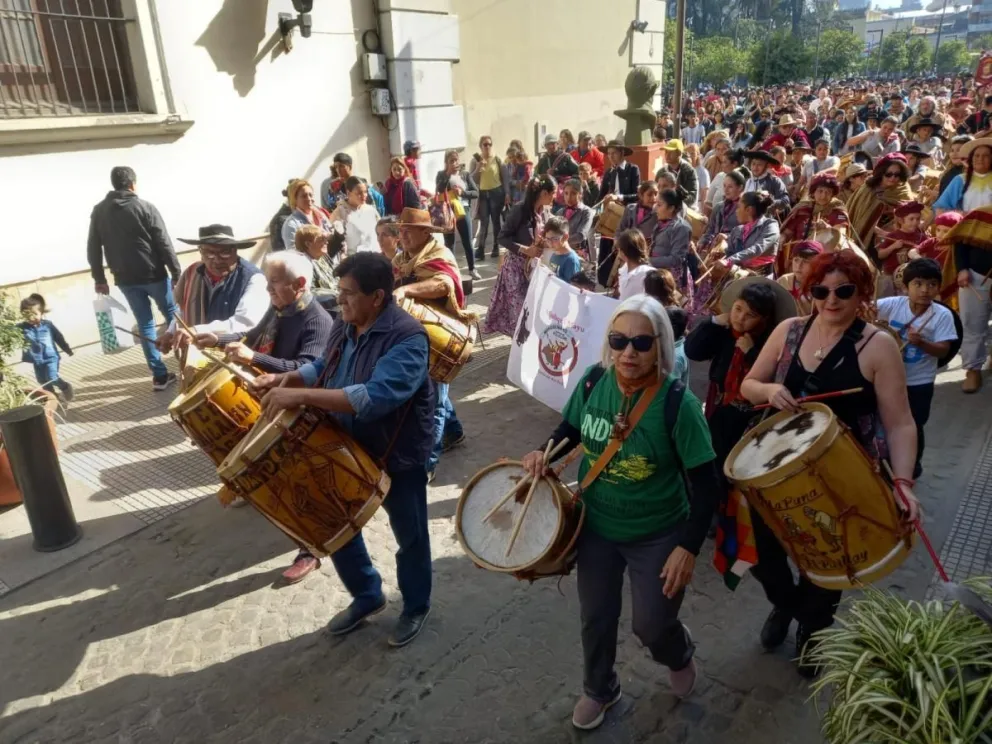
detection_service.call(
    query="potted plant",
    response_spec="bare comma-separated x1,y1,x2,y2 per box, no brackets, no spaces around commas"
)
809,578,992,744
0,290,60,506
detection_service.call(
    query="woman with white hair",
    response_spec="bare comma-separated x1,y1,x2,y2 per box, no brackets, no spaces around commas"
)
519,296,720,732
194,249,335,584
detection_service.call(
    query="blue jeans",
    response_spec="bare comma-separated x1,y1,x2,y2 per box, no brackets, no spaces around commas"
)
329,467,432,617
428,382,463,472
33,360,70,393
118,279,177,380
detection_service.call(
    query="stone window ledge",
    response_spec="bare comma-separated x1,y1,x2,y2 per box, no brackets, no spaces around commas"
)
0,113,194,147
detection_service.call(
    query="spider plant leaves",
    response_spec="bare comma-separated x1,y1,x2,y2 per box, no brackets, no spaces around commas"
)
809,582,992,743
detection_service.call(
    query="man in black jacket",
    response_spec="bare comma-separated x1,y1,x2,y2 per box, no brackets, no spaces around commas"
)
87,166,181,391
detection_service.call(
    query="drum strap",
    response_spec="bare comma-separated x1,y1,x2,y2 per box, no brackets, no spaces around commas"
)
577,381,661,493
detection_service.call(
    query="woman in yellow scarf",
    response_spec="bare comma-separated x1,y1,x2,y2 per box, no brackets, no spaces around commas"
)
847,153,914,266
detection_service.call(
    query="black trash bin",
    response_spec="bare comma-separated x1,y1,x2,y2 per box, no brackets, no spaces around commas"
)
0,405,82,552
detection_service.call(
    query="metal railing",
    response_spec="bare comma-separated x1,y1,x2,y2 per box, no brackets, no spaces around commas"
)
0,0,138,119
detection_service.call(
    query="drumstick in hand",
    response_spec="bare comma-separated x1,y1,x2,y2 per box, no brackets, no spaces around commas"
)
484,439,569,522
504,440,555,557
753,387,863,410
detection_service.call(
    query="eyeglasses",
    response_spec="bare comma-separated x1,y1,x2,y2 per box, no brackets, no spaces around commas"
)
481,141,493,147
607,332,658,352
810,283,858,301
883,170,903,179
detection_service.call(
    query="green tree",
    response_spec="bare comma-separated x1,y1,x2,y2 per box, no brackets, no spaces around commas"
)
748,30,809,85
935,39,971,73
879,30,909,74
970,33,992,52
662,26,697,92
905,35,932,75
693,36,749,88
814,28,864,81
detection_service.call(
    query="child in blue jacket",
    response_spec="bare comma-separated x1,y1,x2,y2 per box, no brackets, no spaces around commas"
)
18,294,74,401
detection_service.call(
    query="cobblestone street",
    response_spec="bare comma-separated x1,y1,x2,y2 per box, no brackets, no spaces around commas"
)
2,266,992,744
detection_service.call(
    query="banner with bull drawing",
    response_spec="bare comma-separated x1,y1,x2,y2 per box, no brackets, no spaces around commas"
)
507,265,618,413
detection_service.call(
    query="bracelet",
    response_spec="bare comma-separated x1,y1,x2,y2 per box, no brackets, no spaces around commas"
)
893,477,915,489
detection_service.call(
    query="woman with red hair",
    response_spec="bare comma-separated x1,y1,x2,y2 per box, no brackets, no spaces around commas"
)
740,250,920,679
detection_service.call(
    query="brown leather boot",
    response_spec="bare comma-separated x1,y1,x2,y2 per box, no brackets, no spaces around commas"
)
963,369,983,394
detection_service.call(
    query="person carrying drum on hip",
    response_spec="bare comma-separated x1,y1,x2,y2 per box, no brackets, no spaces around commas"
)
740,251,921,678
196,252,334,584
520,296,721,732
391,207,476,482
256,253,436,648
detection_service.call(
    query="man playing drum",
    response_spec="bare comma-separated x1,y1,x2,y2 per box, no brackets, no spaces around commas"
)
157,225,270,353
740,251,921,678
194,251,334,584
256,252,435,648
391,207,475,482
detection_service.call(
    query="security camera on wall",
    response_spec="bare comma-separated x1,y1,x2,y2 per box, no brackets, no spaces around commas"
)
292,0,314,12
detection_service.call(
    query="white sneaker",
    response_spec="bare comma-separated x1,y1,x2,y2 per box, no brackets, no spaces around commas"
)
470,269,482,280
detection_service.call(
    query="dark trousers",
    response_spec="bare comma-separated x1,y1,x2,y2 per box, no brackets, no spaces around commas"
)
750,509,841,632
577,526,694,703
477,188,504,255
906,382,934,473
444,216,475,272
597,237,615,288
329,467,432,617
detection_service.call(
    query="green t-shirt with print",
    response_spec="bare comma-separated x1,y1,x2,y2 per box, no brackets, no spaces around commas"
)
562,365,716,543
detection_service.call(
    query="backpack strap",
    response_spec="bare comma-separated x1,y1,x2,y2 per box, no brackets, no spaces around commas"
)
664,379,686,475
582,363,606,402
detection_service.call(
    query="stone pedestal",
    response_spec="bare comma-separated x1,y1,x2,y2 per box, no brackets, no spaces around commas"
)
628,143,664,183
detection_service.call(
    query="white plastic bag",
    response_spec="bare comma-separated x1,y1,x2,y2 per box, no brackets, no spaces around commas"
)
93,295,135,354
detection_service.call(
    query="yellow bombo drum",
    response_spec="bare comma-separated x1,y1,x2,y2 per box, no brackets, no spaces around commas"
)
217,407,390,556
724,403,913,590
597,201,625,238
400,297,476,384
168,364,261,465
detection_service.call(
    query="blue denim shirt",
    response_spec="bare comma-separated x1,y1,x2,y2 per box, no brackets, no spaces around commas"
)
298,327,429,433
19,320,71,364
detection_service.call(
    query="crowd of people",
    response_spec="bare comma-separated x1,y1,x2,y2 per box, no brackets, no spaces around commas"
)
56,70,989,734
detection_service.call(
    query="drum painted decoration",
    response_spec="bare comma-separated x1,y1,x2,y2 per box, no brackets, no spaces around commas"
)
168,365,261,466
597,201,625,238
217,408,390,556
456,461,585,580
400,298,476,384
724,403,913,590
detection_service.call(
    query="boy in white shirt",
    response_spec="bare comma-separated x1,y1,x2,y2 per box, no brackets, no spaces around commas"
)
875,258,959,478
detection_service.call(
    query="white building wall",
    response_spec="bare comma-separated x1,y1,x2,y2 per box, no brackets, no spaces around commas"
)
1,0,386,347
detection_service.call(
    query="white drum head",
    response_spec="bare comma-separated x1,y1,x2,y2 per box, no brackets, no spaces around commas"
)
459,463,562,571
729,408,831,479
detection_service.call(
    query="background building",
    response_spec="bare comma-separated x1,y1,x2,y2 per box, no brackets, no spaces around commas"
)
1,0,664,347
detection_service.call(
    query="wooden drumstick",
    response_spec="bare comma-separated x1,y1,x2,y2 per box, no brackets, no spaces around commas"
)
483,438,569,522
504,440,554,557
694,262,719,286
753,387,863,411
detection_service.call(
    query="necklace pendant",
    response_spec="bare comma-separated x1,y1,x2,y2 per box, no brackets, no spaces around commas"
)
612,413,629,440
814,347,826,361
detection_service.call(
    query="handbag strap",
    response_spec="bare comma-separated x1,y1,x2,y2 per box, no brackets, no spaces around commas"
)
577,382,661,493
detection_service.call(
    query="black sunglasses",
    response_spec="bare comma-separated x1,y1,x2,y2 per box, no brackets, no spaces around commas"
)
810,283,857,301
883,170,903,178
608,332,658,352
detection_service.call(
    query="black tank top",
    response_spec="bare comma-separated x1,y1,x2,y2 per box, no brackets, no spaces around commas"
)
781,317,880,453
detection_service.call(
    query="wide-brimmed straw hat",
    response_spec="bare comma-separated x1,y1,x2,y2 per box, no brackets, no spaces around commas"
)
394,208,434,229
777,114,798,127
178,224,262,250
719,275,798,325
842,163,868,183
961,136,992,160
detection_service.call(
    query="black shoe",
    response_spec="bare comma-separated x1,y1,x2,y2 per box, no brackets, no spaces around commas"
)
327,597,387,636
152,372,178,392
475,250,486,261
760,607,792,650
795,623,823,679
490,248,500,258
388,607,431,647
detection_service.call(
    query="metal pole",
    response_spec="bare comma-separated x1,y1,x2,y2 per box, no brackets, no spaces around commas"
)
932,0,949,74
877,29,884,78
673,0,687,124
686,33,694,94
814,22,821,82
